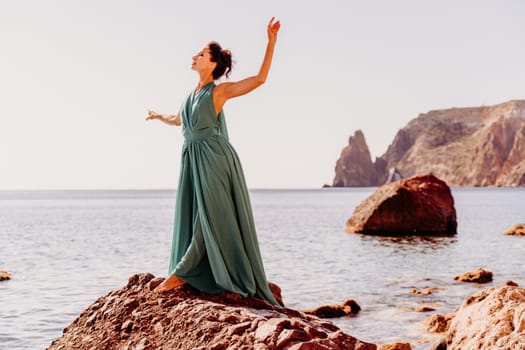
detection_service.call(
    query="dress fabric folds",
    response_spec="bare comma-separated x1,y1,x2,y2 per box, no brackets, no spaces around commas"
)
168,81,279,306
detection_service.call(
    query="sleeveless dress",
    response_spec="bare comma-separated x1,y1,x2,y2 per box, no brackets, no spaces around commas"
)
168,81,280,306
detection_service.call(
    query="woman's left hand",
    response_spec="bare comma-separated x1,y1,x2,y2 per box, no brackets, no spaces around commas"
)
267,17,281,43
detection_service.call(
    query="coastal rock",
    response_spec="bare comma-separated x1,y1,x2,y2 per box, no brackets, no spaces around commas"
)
504,223,525,236
453,268,493,283
332,130,378,187
331,100,525,187
0,269,11,281
426,282,525,350
377,343,412,350
47,273,377,350
424,313,455,333
345,174,457,235
303,298,361,318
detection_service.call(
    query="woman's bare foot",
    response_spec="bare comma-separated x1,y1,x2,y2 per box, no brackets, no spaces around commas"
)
154,274,186,293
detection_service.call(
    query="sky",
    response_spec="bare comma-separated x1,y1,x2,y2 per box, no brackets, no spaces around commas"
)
1,0,524,189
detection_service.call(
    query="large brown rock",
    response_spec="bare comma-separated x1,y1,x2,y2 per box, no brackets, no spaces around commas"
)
47,273,377,350
331,100,525,187
346,174,457,235
425,282,525,350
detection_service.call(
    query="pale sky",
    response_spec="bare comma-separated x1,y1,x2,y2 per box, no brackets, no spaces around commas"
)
1,0,524,189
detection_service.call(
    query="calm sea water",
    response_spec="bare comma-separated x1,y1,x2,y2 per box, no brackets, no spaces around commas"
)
0,188,524,349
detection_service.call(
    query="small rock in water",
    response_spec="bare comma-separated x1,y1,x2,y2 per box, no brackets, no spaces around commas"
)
303,298,361,318
503,223,525,236
378,342,412,350
0,269,11,281
454,268,493,283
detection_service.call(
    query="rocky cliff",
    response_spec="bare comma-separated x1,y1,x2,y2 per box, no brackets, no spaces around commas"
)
332,100,525,187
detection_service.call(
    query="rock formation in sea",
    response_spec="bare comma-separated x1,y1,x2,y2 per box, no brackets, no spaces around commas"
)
425,281,525,350
47,273,377,350
331,100,525,187
345,174,457,235
333,130,379,187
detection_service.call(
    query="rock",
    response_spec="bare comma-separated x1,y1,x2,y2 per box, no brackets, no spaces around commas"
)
424,313,455,333
346,174,457,235
453,268,493,283
331,100,525,187
377,343,412,350
414,306,436,312
409,287,444,296
0,269,11,281
332,130,378,187
385,168,403,184
303,298,361,318
429,283,525,349
504,223,525,236
47,273,377,350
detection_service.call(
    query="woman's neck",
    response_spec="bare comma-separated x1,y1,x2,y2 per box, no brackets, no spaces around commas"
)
196,72,214,90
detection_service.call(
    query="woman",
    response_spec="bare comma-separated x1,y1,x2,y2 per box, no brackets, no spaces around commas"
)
146,17,281,306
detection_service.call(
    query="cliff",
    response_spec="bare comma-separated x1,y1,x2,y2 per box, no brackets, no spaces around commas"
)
332,100,525,187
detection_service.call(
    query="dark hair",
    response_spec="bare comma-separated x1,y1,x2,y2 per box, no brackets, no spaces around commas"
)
208,41,233,80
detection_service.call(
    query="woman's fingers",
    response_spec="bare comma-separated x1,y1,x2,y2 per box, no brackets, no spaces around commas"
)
267,17,280,38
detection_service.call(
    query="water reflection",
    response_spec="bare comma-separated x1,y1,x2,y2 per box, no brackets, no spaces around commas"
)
359,233,457,252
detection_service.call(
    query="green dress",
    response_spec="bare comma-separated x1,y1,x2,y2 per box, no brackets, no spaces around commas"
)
168,81,280,306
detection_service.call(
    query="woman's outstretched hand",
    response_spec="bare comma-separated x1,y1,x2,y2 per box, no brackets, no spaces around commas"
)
267,17,280,43
146,110,162,121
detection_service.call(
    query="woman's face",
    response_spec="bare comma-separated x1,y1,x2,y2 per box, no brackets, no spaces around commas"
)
191,47,215,72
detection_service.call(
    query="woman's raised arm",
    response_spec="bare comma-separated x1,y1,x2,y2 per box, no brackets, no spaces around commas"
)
213,17,281,114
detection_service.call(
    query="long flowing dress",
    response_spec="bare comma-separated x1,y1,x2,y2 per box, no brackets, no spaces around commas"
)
168,81,280,306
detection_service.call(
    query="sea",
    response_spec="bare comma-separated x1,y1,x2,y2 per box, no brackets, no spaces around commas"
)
0,188,524,349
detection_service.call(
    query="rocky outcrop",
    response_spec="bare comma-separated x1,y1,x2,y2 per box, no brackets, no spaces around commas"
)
453,268,493,283
504,223,525,236
48,273,377,350
0,269,11,281
333,130,378,187
346,174,457,235
425,282,525,350
331,100,525,187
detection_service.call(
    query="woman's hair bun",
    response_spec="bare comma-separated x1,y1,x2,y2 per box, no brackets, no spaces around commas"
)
208,41,233,79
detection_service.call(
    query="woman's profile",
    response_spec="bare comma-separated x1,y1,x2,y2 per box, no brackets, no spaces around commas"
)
146,17,281,306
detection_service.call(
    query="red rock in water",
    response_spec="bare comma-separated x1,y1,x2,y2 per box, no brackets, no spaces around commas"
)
303,298,361,318
346,174,457,235
47,273,377,350
453,268,493,283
